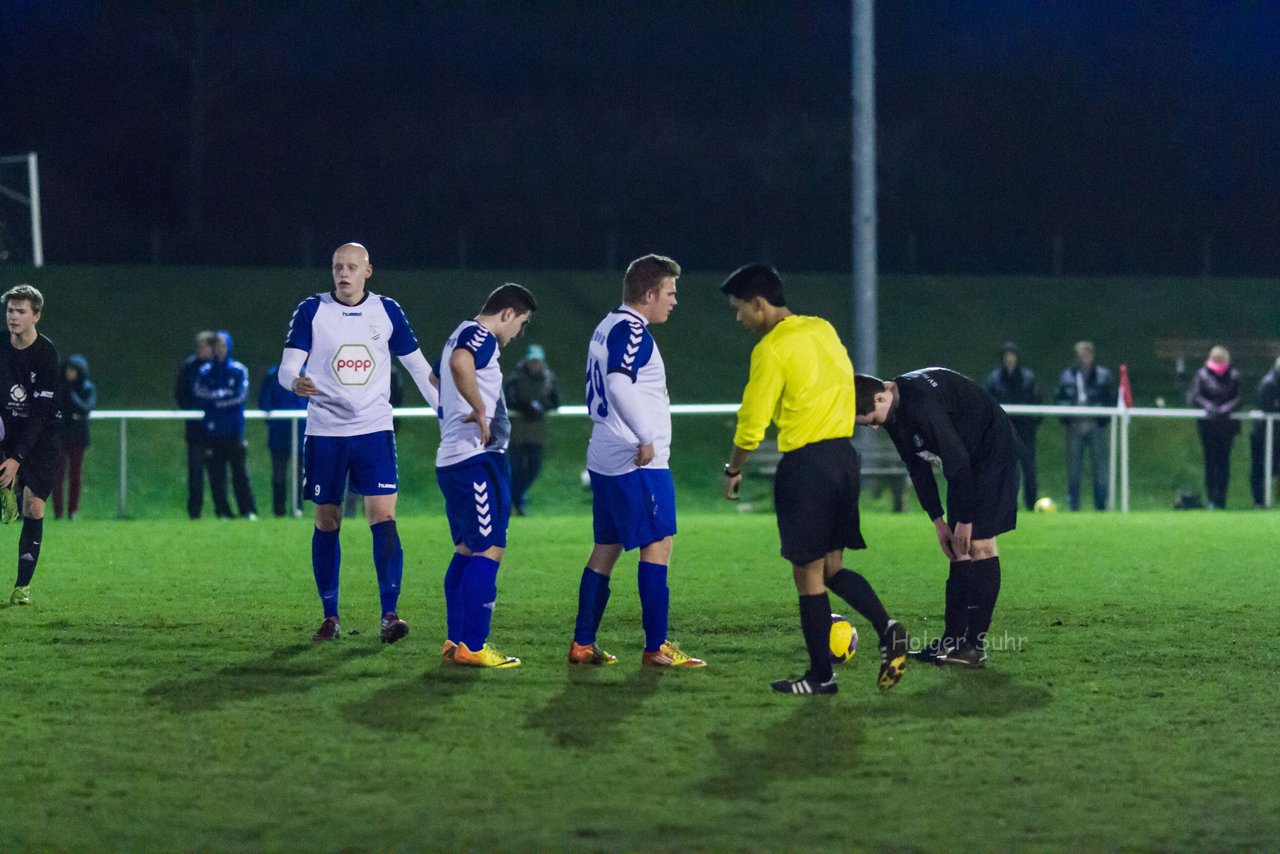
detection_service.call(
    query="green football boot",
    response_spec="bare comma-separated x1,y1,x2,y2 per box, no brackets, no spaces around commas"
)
0,485,18,524
10,586,31,606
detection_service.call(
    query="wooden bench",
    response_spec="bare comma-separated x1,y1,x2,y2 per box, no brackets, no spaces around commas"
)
749,436,910,512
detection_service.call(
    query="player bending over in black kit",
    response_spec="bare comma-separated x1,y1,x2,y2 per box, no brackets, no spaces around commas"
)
854,368,1019,667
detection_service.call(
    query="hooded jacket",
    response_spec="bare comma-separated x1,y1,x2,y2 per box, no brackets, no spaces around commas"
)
194,332,250,439
57,354,97,449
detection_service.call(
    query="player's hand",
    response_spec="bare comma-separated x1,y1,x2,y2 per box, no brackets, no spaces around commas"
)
951,522,973,558
464,408,491,445
634,443,655,467
724,471,743,501
933,516,958,560
0,458,19,490
292,376,320,397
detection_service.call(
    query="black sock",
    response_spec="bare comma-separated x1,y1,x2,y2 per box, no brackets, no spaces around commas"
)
965,557,1002,647
826,568,889,638
945,562,968,646
798,593,834,682
16,516,43,587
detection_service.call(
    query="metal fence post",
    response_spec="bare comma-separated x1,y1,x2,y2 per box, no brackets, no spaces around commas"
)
118,418,127,518
1267,415,1275,509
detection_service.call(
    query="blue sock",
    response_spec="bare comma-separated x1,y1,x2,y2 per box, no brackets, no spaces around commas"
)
311,528,341,620
637,561,669,653
573,568,611,646
370,520,403,616
460,555,500,651
443,552,469,642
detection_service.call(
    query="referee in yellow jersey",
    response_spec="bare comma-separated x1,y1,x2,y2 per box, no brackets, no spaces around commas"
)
720,264,909,695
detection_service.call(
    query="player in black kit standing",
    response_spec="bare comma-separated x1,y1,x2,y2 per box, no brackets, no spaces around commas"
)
854,368,1019,667
0,285,62,606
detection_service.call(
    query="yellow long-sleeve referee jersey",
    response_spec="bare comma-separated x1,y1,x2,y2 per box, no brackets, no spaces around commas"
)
733,314,856,453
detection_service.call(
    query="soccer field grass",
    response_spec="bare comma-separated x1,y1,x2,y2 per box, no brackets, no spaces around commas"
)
3,512,1276,850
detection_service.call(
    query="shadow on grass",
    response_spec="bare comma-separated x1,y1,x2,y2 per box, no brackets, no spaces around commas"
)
526,667,663,749
146,642,376,712
864,668,1053,719
342,664,482,732
702,701,864,799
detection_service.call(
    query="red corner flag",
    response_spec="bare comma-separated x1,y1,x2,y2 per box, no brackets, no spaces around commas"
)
1118,363,1134,408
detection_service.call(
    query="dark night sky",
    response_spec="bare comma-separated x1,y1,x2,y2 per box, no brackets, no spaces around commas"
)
2,2,1278,274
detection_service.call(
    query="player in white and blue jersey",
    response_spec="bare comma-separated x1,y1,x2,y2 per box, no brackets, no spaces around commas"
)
278,243,440,644
568,255,706,668
436,283,538,668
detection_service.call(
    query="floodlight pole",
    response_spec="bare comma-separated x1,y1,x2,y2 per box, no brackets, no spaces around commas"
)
851,0,877,376
28,152,44,268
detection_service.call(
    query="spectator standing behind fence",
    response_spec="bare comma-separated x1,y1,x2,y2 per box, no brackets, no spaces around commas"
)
1054,341,1115,511
1249,356,1280,508
504,343,560,516
985,341,1041,510
176,331,216,518
194,331,258,520
53,354,95,520
259,364,307,517
1190,345,1241,510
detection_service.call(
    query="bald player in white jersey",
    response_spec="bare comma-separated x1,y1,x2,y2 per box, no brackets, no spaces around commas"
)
567,254,706,668
279,243,439,644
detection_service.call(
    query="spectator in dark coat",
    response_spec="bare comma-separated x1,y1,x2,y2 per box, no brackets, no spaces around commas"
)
504,343,560,515
53,354,96,519
1190,345,1242,510
175,331,216,518
1249,356,1280,508
985,341,1041,510
1054,340,1116,511
259,364,307,517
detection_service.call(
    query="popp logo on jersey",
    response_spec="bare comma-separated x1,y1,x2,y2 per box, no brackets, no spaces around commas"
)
331,344,377,386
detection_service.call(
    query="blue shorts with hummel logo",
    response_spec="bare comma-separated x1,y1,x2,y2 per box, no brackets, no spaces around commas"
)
304,431,398,505
589,467,677,551
437,452,511,552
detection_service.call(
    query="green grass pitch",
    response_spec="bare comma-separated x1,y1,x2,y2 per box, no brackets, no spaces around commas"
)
3,511,1277,849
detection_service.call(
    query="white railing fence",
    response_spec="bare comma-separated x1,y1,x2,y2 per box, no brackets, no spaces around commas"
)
92,403,1278,517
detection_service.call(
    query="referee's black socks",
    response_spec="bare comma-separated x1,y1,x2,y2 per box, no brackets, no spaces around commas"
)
798,592,834,682
826,569,890,639
964,557,1002,648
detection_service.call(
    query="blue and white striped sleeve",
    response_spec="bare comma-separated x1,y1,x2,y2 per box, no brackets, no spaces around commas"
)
604,319,653,382
382,297,420,357
459,323,498,369
284,296,320,352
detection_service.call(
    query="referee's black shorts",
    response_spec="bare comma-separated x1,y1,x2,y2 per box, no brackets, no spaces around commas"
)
15,435,60,502
946,462,1018,541
773,437,866,565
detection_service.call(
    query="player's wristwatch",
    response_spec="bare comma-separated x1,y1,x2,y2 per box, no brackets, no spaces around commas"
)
723,463,741,477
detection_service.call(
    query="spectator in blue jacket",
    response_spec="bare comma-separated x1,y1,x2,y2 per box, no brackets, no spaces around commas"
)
1054,340,1116,511
194,331,258,519
259,364,307,517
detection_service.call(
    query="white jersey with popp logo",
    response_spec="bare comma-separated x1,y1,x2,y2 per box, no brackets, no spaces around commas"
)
284,291,419,437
